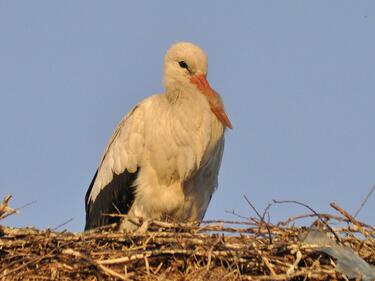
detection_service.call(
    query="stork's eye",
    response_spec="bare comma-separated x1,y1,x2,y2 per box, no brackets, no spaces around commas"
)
178,61,189,69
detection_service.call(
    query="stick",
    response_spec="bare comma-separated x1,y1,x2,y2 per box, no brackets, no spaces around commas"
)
62,249,128,281
272,199,341,242
330,202,360,226
244,196,273,244
52,218,74,231
354,185,375,218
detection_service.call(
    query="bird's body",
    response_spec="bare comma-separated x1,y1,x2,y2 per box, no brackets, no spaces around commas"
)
85,42,231,231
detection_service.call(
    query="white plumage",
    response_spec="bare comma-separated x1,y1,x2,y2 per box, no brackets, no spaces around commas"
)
85,42,232,231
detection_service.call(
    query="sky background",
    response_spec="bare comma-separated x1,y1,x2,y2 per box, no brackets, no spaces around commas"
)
1,1,374,232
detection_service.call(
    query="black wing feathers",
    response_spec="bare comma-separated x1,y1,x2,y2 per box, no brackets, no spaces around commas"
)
85,169,98,214
84,168,139,230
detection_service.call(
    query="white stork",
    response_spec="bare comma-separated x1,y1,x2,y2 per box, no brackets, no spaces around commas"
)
85,42,232,231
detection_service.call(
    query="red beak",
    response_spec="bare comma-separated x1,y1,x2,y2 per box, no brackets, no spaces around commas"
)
190,74,233,129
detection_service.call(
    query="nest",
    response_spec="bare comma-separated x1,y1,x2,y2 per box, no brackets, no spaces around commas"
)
1,196,374,281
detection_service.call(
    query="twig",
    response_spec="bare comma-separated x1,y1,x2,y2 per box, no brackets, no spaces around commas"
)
261,203,272,225
244,195,273,244
0,195,14,220
84,223,118,233
62,249,128,281
272,199,341,242
98,253,151,265
248,269,335,281
225,209,249,220
144,255,150,275
0,250,55,278
278,212,345,226
330,202,360,227
52,218,74,231
0,197,36,221
354,185,375,218
286,250,302,275
261,256,276,276
201,219,255,225
261,202,273,243
244,196,264,224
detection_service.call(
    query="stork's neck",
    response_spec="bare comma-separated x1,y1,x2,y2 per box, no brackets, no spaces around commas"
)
165,89,181,104
164,85,224,139
165,86,208,107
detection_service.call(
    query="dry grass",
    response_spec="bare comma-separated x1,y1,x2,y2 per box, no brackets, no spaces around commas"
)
1,196,374,281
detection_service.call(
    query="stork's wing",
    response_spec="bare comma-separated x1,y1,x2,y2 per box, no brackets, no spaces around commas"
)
182,135,225,223
85,101,148,230
198,136,225,220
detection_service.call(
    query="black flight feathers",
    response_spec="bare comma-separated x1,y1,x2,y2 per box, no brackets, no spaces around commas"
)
84,168,139,230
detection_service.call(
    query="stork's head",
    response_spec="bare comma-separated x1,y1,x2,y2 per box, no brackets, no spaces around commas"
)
163,42,232,129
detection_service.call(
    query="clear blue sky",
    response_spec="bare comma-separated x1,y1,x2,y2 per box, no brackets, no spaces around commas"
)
1,1,374,231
